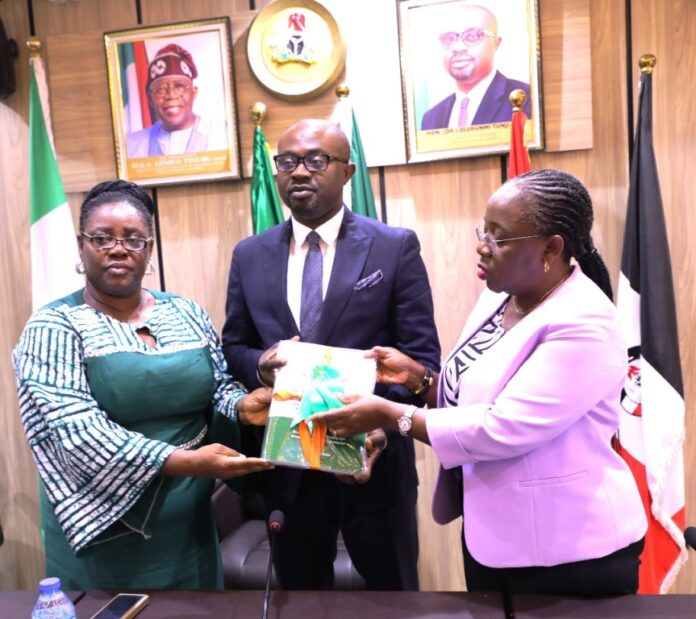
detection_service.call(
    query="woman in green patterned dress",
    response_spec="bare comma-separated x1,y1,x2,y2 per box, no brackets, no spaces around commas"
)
13,180,274,590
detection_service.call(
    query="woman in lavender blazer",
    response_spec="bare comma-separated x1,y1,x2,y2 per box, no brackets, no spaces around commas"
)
311,170,647,596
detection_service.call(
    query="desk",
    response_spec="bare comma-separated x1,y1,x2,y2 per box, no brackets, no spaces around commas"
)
512,594,696,618
5,590,696,618
76,590,504,619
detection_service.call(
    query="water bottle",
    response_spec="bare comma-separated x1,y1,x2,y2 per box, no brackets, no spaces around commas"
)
31,577,76,619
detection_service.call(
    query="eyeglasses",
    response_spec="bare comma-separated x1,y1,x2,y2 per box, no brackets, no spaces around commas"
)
475,226,543,253
439,28,497,49
81,233,152,252
149,81,192,98
273,152,350,173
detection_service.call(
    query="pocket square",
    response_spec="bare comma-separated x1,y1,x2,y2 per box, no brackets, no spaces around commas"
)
354,269,383,291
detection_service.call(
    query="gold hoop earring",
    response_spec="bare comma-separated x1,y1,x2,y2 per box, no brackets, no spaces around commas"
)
543,258,550,274
75,261,85,274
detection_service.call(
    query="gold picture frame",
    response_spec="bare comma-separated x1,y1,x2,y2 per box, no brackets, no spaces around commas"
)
104,17,240,186
398,0,543,163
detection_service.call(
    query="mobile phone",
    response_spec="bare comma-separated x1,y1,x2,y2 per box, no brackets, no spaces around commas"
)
89,593,149,619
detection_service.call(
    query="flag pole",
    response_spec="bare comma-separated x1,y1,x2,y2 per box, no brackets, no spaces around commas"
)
509,88,527,113
250,100,267,127
506,88,531,180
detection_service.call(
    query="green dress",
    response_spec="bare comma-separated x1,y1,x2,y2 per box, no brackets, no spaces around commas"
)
14,290,246,590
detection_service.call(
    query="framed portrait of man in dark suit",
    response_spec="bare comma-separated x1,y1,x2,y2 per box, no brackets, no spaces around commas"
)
104,18,241,187
397,0,542,163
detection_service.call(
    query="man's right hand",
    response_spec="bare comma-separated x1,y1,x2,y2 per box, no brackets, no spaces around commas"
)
368,346,420,389
257,337,298,386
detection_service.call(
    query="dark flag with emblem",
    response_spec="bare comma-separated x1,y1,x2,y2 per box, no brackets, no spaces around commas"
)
614,56,686,593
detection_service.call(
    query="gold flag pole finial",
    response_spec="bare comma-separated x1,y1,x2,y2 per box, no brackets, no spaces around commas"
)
335,83,350,99
27,37,42,57
639,54,656,74
509,89,526,112
250,101,267,126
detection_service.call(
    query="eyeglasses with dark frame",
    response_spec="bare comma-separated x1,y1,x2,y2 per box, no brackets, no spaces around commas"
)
273,152,350,173
81,233,152,252
439,28,497,50
149,81,193,98
475,226,543,254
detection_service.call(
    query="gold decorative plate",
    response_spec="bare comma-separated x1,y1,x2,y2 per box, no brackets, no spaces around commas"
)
247,0,346,100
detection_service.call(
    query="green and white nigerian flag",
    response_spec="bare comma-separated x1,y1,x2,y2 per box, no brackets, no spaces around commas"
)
332,96,378,220
251,124,284,235
29,55,83,309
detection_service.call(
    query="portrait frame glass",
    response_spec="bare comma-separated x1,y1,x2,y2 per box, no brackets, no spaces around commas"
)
104,17,240,187
398,0,542,163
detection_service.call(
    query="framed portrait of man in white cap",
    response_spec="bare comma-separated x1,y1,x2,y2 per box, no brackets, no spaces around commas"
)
105,17,240,186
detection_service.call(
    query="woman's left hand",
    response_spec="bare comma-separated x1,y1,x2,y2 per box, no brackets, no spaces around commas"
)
237,387,273,426
309,394,395,437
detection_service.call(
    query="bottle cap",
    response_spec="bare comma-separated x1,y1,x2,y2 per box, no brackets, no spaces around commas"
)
38,577,61,594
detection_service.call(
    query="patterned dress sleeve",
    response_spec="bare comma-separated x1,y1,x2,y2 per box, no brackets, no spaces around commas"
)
12,306,177,552
183,297,248,421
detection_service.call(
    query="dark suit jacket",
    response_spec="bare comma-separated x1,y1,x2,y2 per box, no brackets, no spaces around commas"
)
421,70,531,130
222,208,441,509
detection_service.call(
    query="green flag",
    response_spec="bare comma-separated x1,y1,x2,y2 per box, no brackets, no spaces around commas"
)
29,55,82,309
251,125,284,234
333,98,378,220
348,108,378,220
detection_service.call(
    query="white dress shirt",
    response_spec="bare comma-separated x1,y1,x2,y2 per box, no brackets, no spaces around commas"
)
287,208,344,330
447,68,497,128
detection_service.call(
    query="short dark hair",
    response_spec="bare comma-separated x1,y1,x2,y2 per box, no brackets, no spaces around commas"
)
79,180,155,236
509,169,614,300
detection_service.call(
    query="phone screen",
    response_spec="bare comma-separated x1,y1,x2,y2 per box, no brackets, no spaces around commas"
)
91,594,148,619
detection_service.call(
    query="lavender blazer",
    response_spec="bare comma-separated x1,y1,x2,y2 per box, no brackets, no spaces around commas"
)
426,268,647,568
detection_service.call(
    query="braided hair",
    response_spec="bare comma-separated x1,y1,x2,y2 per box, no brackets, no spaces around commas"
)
79,180,155,236
508,169,614,300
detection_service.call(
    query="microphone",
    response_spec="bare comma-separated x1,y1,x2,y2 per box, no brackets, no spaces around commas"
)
684,526,696,550
262,510,284,619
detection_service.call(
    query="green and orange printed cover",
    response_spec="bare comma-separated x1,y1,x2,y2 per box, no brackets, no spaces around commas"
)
261,340,376,475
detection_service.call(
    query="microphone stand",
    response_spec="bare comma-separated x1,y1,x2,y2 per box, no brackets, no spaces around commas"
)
262,510,284,619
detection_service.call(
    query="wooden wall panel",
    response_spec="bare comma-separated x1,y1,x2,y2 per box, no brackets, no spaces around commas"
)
0,0,42,591
31,0,137,36
38,1,138,193
154,179,252,330
45,30,120,192
540,0,593,152
631,0,696,595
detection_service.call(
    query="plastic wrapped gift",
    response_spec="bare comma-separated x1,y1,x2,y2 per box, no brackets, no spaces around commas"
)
261,340,376,475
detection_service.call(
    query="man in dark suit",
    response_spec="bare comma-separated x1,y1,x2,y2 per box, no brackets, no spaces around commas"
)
222,119,440,590
420,4,530,130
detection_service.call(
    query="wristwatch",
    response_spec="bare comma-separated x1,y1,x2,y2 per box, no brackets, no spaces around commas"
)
398,405,419,437
411,366,433,397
